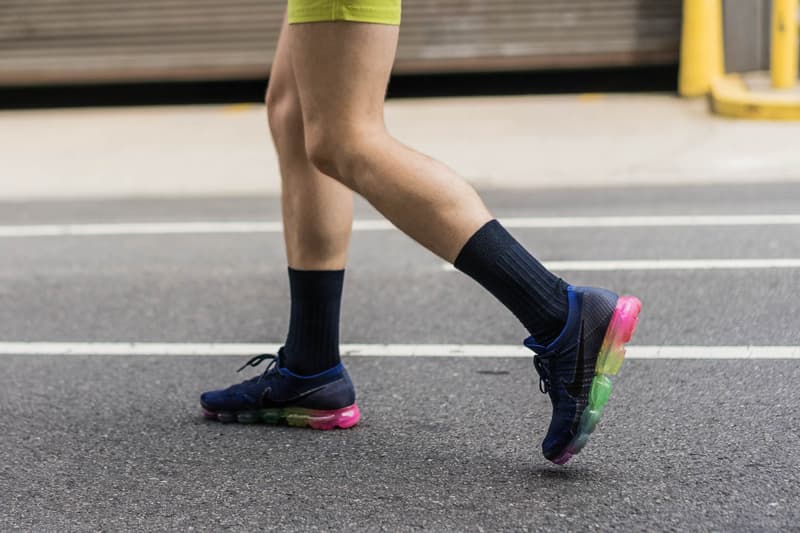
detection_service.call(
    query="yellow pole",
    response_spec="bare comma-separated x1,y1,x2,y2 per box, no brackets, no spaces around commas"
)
679,0,726,97
771,0,799,89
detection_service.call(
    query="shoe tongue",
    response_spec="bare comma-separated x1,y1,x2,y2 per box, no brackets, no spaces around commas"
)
274,348,289,370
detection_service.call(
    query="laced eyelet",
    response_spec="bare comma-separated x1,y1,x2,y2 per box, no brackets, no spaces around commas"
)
533,357,551,394
236,353,277,373
539,378,550,394
236,352,281,384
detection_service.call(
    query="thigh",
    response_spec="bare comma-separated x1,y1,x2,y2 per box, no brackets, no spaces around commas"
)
267,16,298,108
288,21,399,132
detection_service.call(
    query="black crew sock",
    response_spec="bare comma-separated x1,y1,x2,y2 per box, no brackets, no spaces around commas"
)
454,220,570,346
282,268,344,376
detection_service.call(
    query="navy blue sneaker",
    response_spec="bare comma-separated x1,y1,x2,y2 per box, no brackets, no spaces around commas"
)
525,286,641,465
200,349,360,430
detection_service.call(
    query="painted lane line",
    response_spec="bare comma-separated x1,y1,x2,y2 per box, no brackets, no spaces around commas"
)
3,214,800,238
500,214,800,228
0,221,285,238
442,259,800,272
0,342,277,356
0,343,798,359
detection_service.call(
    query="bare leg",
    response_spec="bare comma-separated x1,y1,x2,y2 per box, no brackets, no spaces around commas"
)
203,18,642,462
266,18,353,270
288,22,492,263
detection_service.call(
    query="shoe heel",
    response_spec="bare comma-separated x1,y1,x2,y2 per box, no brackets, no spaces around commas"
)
308,404,361,430
554,295,642,465
596,296,642,376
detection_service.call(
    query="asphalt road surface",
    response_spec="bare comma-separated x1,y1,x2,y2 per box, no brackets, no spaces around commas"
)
2,183,799,531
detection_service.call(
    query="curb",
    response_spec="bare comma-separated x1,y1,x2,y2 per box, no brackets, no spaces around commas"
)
710,73,800,120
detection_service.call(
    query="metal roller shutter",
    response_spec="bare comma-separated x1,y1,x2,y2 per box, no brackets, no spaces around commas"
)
0,0,682,86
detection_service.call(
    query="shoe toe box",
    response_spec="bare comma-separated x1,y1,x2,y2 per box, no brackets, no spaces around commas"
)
200,387,257,412
541,404,578,459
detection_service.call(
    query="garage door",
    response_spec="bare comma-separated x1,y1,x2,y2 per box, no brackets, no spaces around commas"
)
0,0,682,85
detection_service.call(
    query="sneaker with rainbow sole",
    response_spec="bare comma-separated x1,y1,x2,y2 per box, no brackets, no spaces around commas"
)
200,349,360,430
525,285,642,465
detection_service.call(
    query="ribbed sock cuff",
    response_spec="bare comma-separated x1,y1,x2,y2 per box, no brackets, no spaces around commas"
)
455,220,569,344
283,268,345,375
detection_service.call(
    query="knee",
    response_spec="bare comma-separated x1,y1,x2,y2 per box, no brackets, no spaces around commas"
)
304,124,340,179
304,122,376,186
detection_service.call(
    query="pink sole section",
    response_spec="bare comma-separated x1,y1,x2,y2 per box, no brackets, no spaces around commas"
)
308,405,361,430
614,296,643,344
598,296,643,374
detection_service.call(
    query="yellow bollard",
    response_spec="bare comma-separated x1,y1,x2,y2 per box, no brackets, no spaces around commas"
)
771,0,799,89
679,0,726,97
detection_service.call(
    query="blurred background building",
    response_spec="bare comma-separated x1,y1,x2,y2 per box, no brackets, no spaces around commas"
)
0,1,790,89
0,0,713,86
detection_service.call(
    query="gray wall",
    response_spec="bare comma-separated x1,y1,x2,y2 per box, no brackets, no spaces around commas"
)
724,0,771,72
723,0,800,73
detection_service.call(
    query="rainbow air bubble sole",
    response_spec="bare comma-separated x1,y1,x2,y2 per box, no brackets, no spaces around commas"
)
202,404,361,430
550,295,642,465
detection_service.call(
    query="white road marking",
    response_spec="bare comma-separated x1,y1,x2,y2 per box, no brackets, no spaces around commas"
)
0,221,286,238
2,214,800,238
442,258,800,272
0,342,798,359
500,214,800,228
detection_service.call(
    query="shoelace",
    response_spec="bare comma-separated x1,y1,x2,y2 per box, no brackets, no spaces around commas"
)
533,357,551,394
236,353,278,383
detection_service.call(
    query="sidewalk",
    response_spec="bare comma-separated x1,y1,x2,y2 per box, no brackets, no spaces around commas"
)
2,93,800,200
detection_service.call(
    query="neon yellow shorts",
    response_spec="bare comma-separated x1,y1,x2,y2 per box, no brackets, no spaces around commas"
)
288,0,401,25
